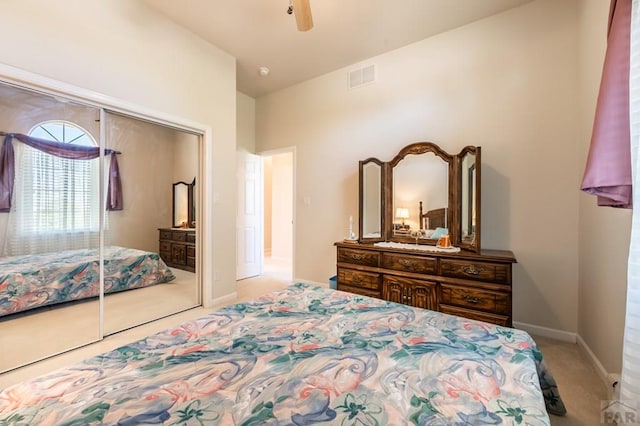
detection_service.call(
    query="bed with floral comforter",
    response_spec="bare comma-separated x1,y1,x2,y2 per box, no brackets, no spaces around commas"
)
0,283,565,424
0,246,175,317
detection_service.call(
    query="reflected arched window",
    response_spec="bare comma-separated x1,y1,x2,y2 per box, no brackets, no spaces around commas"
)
6,121,100,255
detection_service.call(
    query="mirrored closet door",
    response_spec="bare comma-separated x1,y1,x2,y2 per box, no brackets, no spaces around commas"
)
102,112,200,335
0,83,101,372
0,80,202,373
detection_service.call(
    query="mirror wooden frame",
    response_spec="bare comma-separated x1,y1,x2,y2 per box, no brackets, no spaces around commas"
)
358,141,481,253
358,158,385,242
189,177,196,228
457,146,481,252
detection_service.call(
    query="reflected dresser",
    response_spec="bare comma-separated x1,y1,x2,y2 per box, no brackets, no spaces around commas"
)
335,242,517,326
159,228,196,272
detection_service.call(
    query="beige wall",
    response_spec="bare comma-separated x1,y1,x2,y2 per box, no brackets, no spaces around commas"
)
264,156,273,255
257,0,581,332
0,0,237,303
577,0,630,374
237,92,256,153
271,153,293,260
173,132,199,184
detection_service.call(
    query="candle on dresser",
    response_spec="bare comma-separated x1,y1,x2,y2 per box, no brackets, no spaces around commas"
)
348,215,355,239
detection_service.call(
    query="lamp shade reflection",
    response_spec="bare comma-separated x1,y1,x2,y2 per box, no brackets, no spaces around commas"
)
396,207,409,226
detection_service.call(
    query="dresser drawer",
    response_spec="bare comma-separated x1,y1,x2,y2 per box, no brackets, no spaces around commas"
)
160,241,171,252
159,250,171,263
172,231,187,242
440,259,510,284
381,253,436,274
440,304,510,327
187,245,196,257
440,284,509,314
159,230,172,241
337,284,380,299
337,268,380,291
337,248,379,267
186,232,196,243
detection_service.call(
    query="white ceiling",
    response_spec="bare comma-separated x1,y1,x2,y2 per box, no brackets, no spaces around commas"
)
140,0,534,98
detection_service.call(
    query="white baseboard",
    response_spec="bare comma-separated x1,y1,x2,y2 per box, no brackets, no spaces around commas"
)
512,321,577,343
514,321,617,394
576,334,619,394
207,291,238,308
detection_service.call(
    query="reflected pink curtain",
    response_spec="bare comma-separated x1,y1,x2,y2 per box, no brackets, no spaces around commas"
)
581,0,633,208
0,133,123,212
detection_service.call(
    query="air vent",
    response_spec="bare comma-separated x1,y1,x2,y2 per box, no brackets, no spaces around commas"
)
349,64,376,89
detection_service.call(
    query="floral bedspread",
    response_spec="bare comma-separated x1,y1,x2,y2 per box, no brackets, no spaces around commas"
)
0,283,565,425
0,246,175,317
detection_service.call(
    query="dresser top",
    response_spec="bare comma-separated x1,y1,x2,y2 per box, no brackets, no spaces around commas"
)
334,241,516,264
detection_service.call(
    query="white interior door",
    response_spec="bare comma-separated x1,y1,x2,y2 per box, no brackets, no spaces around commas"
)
237,151,263,279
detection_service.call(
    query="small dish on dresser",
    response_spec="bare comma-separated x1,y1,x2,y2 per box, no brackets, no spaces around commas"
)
436,245,458,251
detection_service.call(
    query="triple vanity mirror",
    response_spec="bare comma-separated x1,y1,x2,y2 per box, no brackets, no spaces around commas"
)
359,142,481,252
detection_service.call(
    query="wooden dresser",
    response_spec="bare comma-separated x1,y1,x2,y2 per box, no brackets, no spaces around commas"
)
335,242,516,326
159,228,196,272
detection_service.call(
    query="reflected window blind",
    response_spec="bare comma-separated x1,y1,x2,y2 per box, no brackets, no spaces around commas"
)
622,0,640,404
27,148,96,232
7,141,100,256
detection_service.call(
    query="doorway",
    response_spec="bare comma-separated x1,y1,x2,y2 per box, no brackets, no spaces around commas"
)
236,148,294,284
262,150,294,283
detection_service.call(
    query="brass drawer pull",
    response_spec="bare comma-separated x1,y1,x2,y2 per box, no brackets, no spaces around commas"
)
462,265,483,275
352,276,363,284
399,259,417,268
349,253,366,261
463,295,480,304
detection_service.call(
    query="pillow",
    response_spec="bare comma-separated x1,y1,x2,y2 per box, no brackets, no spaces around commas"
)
430,227,448,239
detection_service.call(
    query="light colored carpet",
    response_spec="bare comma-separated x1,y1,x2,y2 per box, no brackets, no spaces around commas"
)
0,258,606,426
533,335,608,425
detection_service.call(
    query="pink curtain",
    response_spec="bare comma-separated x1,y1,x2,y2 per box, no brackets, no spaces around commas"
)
581,0,633,208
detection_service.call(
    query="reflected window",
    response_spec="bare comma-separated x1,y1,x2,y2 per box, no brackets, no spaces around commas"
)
25,121,99,233
5,121,100,255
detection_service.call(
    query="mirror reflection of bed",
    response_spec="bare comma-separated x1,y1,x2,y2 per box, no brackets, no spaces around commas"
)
0,82,201,373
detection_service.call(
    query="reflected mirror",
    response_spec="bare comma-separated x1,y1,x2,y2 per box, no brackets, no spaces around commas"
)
359,159,383,241
388,143,452,242
173,181,190,228
190,178,196,228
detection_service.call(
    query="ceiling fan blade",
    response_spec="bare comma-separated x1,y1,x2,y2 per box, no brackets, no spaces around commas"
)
292,0,313,31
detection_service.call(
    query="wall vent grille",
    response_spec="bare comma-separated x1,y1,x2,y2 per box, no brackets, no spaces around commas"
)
349,64,376,89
